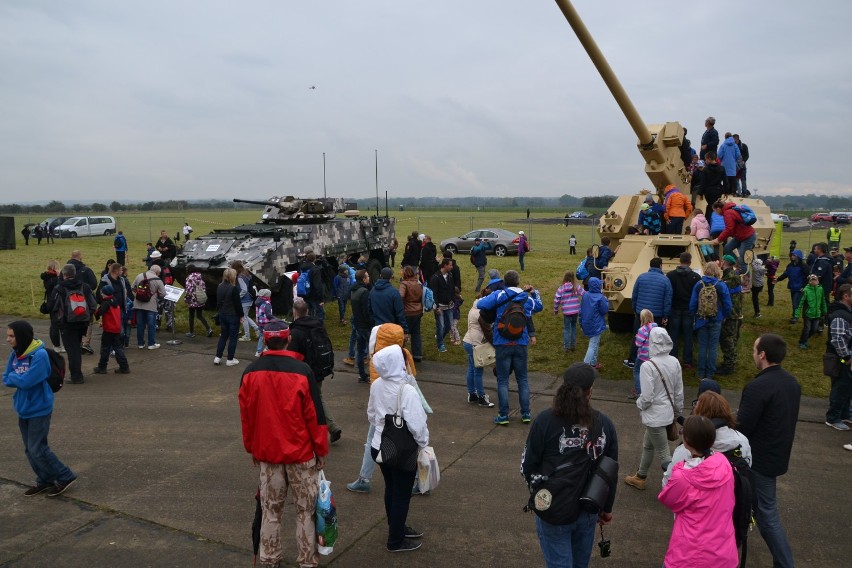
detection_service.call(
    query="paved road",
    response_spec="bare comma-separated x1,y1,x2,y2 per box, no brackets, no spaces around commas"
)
1,319,848,567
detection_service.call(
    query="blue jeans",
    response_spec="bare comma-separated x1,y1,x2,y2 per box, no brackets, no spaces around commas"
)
358,424,377,481
562,314,578,349
723,232,757,272
347,319,356,358
535,511,598,568
355,327,369,380
789,289,802,318
495,344,530,417
668,309,694,364
337,298,347,321
752,470,795,568
463,341,485,396
519,252,525,271
826,363,852,423
434,308,452,349
216,313,240,360
307,299,325,322
406,314,423,360
583,333,602,366
136,309,157,347
18,414,75,486
696,319,721,379
633,360,644,393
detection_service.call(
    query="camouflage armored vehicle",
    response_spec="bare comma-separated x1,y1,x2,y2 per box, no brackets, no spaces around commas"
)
172,196,396,314
555,0,775,330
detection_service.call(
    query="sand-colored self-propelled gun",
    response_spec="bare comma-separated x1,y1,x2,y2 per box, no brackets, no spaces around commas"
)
554,0,775,330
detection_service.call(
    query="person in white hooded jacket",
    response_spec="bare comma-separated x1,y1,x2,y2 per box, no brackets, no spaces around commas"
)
663,391,751,486
367,344,430,553
624,327,684,490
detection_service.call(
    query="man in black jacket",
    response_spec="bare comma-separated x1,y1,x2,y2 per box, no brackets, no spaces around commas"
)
349,270,372,383
824,284,852,432
49,264,97,384
699,151,727,220
67,250,98,355
737,334,800,568
666,252,701,368
299,252,327,322
429,259,455,353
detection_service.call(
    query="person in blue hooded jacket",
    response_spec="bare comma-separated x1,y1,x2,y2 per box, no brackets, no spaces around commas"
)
369,267,409,334
776,250,807,322
476,270,543,426
579,277,610,369
716,132,742,195
688,263,733,381
3,320,77,497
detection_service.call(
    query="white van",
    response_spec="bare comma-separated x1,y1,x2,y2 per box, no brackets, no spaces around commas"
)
56,216,117,238
771,213,791,227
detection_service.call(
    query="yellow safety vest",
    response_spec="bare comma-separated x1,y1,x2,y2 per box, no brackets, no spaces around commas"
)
829,227,841,242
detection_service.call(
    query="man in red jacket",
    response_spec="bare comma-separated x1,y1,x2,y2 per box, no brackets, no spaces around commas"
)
709,200,756,272
239,321,329,568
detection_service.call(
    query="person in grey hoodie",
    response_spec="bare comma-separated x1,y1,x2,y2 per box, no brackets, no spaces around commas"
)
624,327,684,490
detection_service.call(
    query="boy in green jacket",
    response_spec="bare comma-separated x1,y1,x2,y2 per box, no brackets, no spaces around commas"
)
795,274,828,349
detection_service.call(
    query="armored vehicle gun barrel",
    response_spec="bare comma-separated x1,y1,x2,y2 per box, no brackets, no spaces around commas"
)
233,198,282,208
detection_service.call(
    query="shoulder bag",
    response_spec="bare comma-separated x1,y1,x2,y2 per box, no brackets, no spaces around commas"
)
376,385,419,471
649,360,681,441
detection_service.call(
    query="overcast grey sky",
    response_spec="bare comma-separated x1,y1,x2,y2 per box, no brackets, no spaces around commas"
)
2,1,851,203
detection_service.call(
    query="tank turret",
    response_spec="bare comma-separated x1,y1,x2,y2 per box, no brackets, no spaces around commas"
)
554,0,776,329
172,196,394,315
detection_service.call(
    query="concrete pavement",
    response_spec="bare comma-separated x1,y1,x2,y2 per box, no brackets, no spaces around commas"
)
1,319,849,567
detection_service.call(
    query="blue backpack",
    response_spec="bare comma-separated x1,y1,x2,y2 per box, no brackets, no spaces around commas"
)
296,269,311,297
422,284,435,312
733,204,757,226
576,258,590,281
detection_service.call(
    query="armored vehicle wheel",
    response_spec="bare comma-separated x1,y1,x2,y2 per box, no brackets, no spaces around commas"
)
367,258,383,284
608,312,633,333
494,245,507,257
444,244,457,254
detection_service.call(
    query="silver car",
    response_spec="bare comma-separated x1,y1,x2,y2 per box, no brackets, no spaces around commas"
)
440,228,520,257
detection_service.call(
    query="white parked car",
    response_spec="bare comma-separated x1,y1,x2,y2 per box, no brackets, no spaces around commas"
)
56,216,117,238
771,213,791,228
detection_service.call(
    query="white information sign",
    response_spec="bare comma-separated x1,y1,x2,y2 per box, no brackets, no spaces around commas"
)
206,244,221,252
163,285,185,303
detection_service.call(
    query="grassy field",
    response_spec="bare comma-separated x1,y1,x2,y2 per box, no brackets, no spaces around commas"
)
3,208,834,398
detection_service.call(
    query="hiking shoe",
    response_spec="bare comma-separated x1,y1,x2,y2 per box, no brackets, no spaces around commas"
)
387,538,422,552
226,359,240,367
92,367,107,375
342,357,355,366
255,351,262,358
437,345,447,353
521,413,532,424
493,415,509,426
468,393,479,404
206,329,215,338
147,344,161,350
346,478,371,493
825,421,850,431
47,476,77,497
623,359,634,369
238,335,252,342
81,344,94,354
24,483,53,497
404,526,423,539
56,346,66,353
624,473,647,490
114,368,130,374
213,357,222,365
478,393,495,408
330,430,342,444
754,313,762,318
185,332,196,338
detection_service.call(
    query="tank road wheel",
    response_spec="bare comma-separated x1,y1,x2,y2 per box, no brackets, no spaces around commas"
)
444,244,457,255
366,258,383,284
494,245,507,257
271,275,294,319
607,312,633,333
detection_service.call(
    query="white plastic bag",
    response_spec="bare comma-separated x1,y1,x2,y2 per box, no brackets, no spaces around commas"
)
416,446,440,493
315,470,337,555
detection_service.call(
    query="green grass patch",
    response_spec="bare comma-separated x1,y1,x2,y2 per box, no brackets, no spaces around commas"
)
4,209,832,398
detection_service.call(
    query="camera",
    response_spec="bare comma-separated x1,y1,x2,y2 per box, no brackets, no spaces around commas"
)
598,537,611,558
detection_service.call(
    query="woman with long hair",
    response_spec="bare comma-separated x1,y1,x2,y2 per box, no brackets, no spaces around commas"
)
214,268,243,366
658,415,738,567
522,363,618,568
230,260,261,341
40,260,63,352
398,265,424,362
462,288,495,408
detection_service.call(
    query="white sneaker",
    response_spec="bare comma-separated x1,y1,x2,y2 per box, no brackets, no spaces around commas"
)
255,351,262,358
147,344,161,350
138,345,145,349
844,443,852,452
238,336,252,342
213,357,221,365
56,346,66,353
226,359,240,366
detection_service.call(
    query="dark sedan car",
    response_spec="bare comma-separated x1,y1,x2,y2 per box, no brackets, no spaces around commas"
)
440,228,520,257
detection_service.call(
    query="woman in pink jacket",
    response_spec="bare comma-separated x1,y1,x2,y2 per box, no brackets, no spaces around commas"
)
658,415,738,568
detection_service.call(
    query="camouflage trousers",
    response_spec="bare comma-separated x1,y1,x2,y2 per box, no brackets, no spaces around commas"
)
720,317,742,370
259,458,319,568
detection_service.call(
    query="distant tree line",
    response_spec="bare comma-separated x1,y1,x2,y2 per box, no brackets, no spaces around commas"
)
2,193,849,215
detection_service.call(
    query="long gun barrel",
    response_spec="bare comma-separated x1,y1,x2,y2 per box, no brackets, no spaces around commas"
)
233,198,281,208
553,0,687,195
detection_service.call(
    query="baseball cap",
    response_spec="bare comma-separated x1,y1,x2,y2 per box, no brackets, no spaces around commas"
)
844,246,852,252
263,321,290,340
697,378,722,396
722,254,737,265
562,362,598,391
380,267,394,280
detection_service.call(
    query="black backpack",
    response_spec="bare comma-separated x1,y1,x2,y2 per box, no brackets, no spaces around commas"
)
303,325,335,380
45,348,66,393
497,297,528,341
113,235,122,248
723,445,755,565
